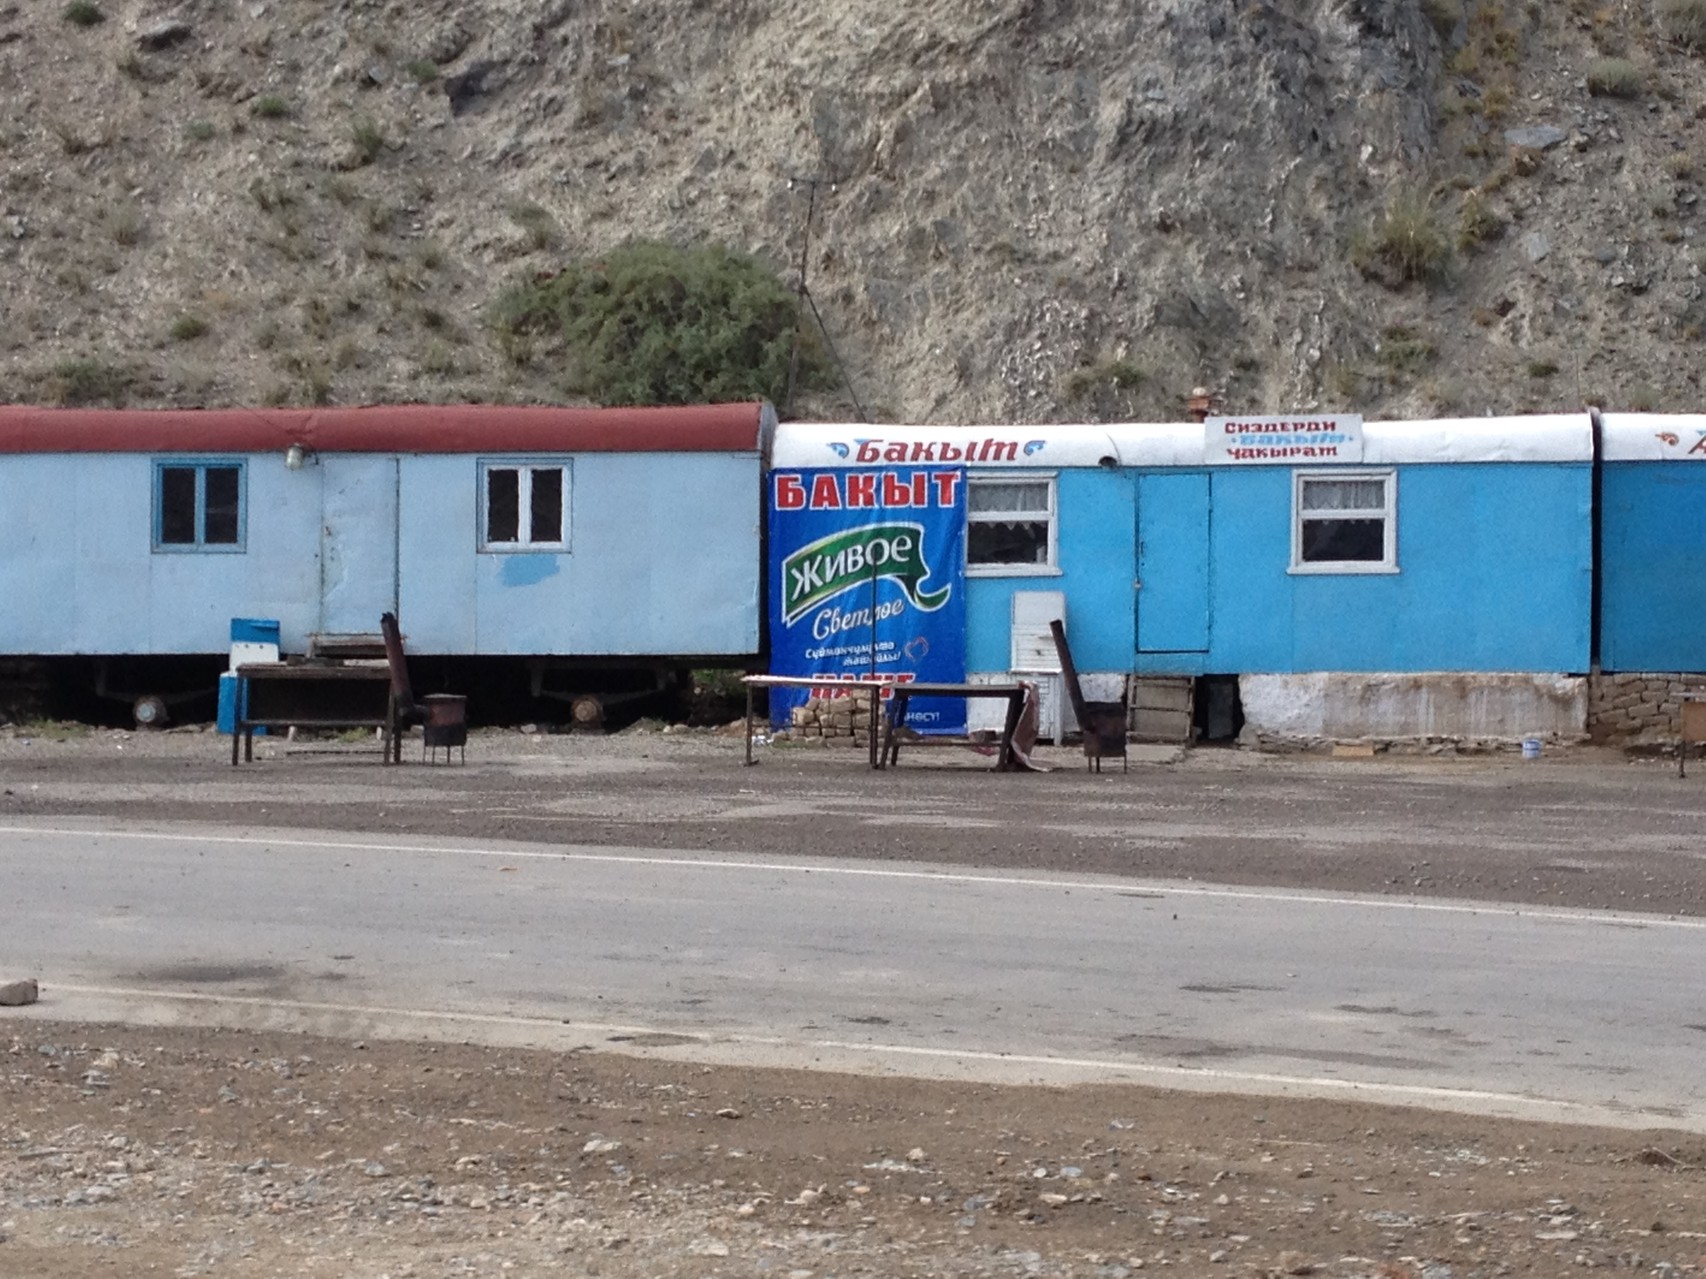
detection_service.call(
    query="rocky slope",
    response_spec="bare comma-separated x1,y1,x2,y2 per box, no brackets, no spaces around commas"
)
1,0,1703,423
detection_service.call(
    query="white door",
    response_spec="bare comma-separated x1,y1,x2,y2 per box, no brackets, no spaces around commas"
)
319,456,399,635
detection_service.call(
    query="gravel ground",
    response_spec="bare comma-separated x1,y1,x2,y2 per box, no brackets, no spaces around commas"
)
3,724,1705,1276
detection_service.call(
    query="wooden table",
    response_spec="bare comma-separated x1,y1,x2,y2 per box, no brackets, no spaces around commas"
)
232,663,398,765
742,675,891,768
881,682,1030,771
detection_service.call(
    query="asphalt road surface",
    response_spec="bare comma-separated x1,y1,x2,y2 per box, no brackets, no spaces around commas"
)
4,818,1703,1132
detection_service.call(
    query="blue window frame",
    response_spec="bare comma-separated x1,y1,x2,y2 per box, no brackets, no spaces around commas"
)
153,460,246,551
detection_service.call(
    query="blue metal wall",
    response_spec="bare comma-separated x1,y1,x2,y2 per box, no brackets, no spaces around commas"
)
1139,462,1592,675
0,450,761,658
959,462,1592,678
965,469,1135,672
1600,463,1706,672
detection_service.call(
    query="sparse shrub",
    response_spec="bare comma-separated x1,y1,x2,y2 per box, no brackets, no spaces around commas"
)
169,314,209,341
1658,0,1706,50
506,200,558,251
1421,0,1464,41
1665,152,1697,179
1586,57,1643,97
182,118,217,143
1457,192,1505,251
1526,357,1560,378
350,118,384,166
105,203,143,246
250,94,290,119
46,356,131,406
62,1,103,26
1063,358,1147,402
404,59,439,82
51,121,108,156
1353,190,1453,288
491,239,832,407
1376,325,1437,375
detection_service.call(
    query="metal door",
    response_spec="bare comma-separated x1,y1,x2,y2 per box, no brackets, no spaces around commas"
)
1010,590,1069,742
319,456,399,634
1135,472,1211,653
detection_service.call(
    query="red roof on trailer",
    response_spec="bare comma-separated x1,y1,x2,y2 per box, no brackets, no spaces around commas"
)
0,403,770,454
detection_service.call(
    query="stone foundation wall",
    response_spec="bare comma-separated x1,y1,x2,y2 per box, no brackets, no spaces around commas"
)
1587,672,1706,742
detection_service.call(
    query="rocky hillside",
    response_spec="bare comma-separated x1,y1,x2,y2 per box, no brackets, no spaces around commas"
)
2,0,1703,424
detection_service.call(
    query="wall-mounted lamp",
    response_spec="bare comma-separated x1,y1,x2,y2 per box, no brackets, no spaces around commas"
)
284,442,308,471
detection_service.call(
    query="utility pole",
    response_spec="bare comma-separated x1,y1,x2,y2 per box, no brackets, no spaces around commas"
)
782,173,867,422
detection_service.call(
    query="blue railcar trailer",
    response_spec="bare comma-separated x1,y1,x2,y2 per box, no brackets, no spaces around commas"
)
0,402,772,723
773,413,1597,745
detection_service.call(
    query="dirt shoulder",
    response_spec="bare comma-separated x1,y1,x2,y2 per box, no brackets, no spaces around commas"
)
4,1021,1704,1279
4,728,1706,1275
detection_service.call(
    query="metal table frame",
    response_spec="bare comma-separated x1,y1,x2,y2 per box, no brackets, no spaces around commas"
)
742,675,889,768
880,682,1029,771
232,663,399,765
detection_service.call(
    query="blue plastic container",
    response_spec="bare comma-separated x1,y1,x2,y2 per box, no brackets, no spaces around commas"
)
230,618,281,646
216,672,243,735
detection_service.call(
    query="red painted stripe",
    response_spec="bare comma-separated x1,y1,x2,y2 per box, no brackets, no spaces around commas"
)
0,403,768,453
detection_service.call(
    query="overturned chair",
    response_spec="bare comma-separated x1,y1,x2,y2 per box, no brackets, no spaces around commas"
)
380,611,469,764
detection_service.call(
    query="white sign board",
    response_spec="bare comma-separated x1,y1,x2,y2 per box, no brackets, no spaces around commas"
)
1206,414,1364,464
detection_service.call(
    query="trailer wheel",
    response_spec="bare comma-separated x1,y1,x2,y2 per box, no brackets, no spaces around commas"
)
132,695,170,730
570,695,605,731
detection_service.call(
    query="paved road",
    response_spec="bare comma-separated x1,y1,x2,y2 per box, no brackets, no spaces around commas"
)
3,818,1703,1131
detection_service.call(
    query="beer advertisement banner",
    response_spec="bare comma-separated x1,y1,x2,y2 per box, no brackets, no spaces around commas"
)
767,467,967,734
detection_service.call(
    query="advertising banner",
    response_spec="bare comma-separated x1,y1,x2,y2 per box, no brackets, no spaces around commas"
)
767,467,967,734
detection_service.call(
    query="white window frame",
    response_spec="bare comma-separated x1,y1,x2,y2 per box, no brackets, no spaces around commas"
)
479,459,571,552
1290,468,1398,574
966,471,1060,577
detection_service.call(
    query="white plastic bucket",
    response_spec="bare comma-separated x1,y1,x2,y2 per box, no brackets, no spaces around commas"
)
1520,737,1542,760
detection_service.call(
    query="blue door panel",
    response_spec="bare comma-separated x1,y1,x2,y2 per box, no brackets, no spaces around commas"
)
1136,472,1210,653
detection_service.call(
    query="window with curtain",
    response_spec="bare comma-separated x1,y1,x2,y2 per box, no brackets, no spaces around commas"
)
1292,470,1396,571
967,475,1056,571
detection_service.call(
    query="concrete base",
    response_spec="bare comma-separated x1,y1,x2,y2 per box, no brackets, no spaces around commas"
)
1239,672,1587,745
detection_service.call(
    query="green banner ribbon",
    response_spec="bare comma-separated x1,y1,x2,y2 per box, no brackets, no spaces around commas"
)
781,523,951,625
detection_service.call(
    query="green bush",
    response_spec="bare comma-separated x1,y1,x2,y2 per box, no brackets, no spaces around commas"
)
1658,0,1706,50
491,240,832,407
404,59,440,82
1353,190,1453,288
62,1,103,26
169,314,209,341
182,118,217,143
1063,358,1146,402
46,357,132,406
250,94,290,119
350,118,384,165
1586,58,1643,98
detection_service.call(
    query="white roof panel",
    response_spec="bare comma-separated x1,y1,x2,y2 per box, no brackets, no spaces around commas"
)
1361,414,1591,464
770,424,1121,469
1600,413,1706,462
771,414,1592,469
